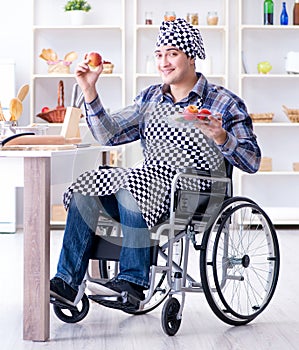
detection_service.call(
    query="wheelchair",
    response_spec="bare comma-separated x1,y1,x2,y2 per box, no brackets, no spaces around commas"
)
50,164,280,336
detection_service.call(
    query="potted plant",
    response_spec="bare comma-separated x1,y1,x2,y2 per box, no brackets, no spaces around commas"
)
64,0,91,12
64,0,91,25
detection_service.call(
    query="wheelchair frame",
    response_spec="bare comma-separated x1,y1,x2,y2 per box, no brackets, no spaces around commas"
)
51,168,280,336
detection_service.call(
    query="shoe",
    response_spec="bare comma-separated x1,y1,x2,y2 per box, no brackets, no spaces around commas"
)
88,278,145,314
50,277,78,305
104,278,145,301
89,296,140,314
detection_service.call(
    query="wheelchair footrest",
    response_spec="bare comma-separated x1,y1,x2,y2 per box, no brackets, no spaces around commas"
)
50,296,77,311
88,291,140,314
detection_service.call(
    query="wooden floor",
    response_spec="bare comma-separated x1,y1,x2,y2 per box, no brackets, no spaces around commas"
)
1,228,299,349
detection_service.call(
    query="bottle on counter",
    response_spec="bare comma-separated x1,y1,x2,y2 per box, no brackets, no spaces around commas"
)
280,2,289,25
294,0,299,25
264,0,274,25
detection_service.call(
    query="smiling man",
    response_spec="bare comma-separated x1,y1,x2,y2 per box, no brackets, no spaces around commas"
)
50,18,261,313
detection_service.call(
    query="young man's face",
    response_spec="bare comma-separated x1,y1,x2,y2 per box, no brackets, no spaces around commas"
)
154,46,195,85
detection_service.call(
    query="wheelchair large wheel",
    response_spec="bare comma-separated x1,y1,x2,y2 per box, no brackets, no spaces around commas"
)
53,293,90,323
200,197,280,326
98,236,184,315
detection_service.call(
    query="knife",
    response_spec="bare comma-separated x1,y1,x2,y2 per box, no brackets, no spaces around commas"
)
1,132,34,147
75,91,84,108
71,83,79,107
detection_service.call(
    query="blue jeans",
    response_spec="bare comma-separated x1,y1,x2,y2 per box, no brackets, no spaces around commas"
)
55,189,151,290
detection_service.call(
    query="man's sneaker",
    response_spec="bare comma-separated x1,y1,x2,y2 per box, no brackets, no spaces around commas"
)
89,278,145,314
104,278,145,301
50,277,78,305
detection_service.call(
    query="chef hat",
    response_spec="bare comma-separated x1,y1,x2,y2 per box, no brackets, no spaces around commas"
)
155,18,206,60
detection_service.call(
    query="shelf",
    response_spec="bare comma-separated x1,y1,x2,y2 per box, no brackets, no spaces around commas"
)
33,25,123,30
240,171,299,176
241,25,299,30
32,74,123,79
252,122,299,127
241,74,299,79
136,24,227,31
133,0,229,94
32,0,126,123
237,1,299,224
263,207,299,225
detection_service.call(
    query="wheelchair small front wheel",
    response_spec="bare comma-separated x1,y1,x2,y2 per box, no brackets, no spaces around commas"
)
161,297,182,336
53,293,90,323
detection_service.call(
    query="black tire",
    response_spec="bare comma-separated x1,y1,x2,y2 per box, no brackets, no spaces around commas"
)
161,297,182,336
53,293,90,323
200,197,280,326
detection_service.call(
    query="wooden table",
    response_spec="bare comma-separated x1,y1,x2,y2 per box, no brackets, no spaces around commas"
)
0,145,116,341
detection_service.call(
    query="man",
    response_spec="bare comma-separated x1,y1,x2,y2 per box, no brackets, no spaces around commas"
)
50,18,261,312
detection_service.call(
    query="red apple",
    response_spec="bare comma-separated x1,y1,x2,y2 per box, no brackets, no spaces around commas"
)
197,108,211,120
41,106,49,113
84,51,102,68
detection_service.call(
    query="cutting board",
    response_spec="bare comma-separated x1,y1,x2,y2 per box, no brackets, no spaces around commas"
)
3,135,81,146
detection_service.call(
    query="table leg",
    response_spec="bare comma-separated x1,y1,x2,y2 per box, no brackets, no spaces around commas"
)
23,157,50,341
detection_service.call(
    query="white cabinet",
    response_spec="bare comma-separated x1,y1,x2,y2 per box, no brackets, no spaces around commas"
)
31,0,126,125
236,0,299,224
133,0,229,96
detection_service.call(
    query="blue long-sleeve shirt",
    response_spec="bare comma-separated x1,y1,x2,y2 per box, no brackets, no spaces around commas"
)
85,73,261,174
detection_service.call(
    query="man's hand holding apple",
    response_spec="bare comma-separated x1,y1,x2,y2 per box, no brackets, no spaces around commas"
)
75,52,103,103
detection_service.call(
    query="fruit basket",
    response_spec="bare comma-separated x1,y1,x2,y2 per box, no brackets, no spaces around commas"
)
47,61,71,74
282,105,299,123
39,49,77,75
36,80,66,123
249,112,274,123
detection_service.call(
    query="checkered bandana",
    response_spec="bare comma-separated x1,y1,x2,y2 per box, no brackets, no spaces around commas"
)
155,18,206,59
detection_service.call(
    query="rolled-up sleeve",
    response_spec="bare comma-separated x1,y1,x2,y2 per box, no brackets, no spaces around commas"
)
216,103,261,174
85,96,141,146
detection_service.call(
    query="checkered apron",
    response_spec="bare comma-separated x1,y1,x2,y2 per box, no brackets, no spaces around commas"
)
63,103,224,228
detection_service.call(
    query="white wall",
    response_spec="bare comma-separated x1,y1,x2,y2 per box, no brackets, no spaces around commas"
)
0,1,32,124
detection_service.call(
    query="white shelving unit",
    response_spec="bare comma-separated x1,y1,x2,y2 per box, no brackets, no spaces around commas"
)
236,0,299,224
133,0,229,97
31,0,126,126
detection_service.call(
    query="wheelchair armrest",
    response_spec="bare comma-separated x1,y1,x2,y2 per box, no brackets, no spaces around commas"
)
179,167,230,180
180,167,211,177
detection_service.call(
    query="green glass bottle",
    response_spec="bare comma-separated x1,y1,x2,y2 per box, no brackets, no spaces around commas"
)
264,0,274,25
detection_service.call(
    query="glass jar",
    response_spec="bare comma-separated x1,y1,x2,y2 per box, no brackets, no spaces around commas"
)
164,11,176,22
145,11,153,25
189,13,199,25
207,11,219,25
